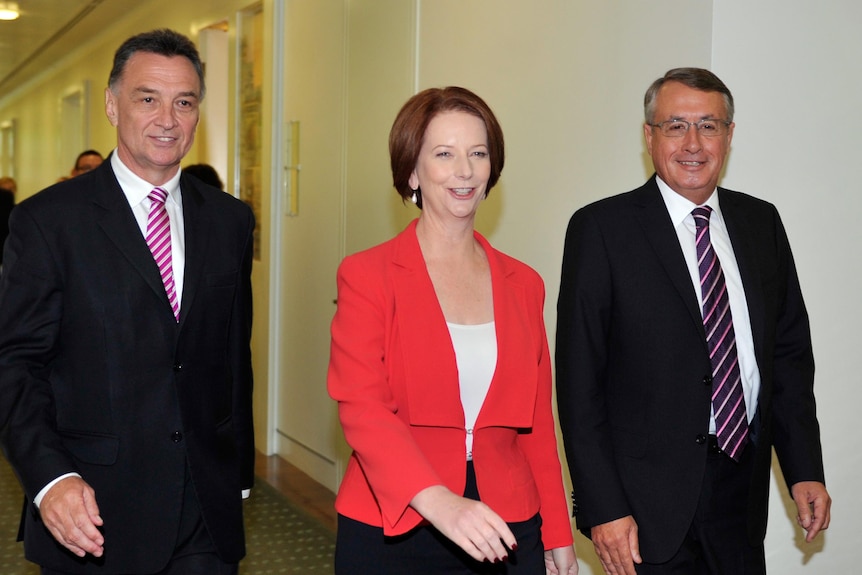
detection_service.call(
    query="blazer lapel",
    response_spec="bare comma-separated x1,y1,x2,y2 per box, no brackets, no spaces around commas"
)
391,222,463,428
474,241,536,429
718,189,766,364
94,164,169,308
633,178,706,340
175,176,210,328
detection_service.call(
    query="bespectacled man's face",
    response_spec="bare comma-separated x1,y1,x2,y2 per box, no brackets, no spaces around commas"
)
644,81,734,205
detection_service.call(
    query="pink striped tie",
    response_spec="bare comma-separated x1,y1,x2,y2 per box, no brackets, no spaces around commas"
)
693,206,748,461
146,187,179,322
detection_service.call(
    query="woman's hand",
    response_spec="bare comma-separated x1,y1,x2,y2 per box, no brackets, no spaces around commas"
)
544,545,579,575
411,485,516,563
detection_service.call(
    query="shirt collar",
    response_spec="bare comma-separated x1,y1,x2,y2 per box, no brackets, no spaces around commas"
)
110,150,183,208
655,175,721,227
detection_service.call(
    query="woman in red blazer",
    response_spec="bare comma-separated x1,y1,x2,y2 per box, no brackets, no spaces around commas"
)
328,87,577,574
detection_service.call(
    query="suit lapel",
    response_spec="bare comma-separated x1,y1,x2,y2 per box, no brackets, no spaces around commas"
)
176,175,210,328
718,189,766,364
475,239,536,429
632,178,706,338
391,222,463,428
93,164,169,308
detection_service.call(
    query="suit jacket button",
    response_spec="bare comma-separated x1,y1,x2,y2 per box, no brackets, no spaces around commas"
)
173,363,183,372
703,374,713,385
171,431,183,443
695,434,707,445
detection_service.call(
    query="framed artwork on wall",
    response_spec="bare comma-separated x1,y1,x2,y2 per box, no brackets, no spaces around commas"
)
0,118,15,180
236,2,264,261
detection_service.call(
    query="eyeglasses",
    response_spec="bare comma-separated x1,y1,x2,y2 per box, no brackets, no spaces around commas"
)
649,119,731,138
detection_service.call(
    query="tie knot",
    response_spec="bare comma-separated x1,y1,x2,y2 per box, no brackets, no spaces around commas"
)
148,187,168,205
692,205,713,230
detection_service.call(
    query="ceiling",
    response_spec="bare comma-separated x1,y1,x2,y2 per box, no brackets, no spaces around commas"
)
0,0,135,101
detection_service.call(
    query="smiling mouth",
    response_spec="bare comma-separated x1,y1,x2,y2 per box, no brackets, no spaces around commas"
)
451,187,474,196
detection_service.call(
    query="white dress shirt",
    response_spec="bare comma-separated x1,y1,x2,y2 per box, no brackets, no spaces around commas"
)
656,176,761,434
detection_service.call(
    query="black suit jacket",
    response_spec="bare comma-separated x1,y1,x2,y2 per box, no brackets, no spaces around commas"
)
0,159,255,573
555,176,824,562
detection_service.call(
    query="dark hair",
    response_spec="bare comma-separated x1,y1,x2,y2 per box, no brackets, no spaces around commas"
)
389,86,504,208
108,29,205,99
183,163,224,190
74,149,103,170
644,68,734,124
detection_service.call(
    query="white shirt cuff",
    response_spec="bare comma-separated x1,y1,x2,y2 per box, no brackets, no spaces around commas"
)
35,473,82,508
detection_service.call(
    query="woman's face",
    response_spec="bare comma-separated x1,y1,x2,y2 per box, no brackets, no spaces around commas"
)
409,111,491,224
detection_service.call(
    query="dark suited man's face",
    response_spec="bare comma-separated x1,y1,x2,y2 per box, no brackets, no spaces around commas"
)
104,52,200,186
643,81,734,205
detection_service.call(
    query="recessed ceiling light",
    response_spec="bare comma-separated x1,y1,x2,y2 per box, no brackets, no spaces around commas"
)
0,2,20,21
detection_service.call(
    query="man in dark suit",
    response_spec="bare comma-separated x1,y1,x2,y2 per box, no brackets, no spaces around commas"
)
0,29,254,574
555,68,831,574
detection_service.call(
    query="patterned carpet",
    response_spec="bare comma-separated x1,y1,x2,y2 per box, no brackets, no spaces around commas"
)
0,455,334,574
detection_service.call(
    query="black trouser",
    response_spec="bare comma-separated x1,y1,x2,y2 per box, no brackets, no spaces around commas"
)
335,461,545,574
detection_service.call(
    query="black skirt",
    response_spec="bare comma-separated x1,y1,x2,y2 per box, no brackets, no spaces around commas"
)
335,462,545,575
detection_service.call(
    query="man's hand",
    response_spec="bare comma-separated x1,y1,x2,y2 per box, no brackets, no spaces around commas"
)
39,476,104,558
411,485,516,563
791,481,831,542
591,516,641,575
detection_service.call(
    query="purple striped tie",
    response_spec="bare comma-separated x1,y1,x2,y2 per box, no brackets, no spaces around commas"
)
147,187,179,322
693,206,748,461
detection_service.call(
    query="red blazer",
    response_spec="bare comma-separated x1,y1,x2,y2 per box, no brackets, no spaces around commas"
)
328,220,573,550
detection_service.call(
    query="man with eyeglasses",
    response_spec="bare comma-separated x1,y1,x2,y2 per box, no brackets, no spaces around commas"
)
556,68,830,574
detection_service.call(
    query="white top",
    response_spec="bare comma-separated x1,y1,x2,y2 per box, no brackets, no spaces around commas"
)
447,321,497,460
656,176,761,432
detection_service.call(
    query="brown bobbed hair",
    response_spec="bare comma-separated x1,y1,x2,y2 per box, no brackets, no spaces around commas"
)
389,86,504,208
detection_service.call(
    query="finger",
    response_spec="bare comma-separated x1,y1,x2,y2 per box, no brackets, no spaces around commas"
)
627,525,641,565
468,509,515,561
595,543,625,575
449,520,505,563
794,497,813,529
82,487,104,526
803,500,829,542
65,514,105,556
473,528,509,562
489,516,517,553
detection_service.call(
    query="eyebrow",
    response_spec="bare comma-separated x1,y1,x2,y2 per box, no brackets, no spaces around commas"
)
667,115,722,121
131,86,200,99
